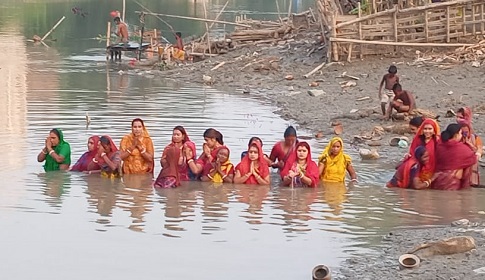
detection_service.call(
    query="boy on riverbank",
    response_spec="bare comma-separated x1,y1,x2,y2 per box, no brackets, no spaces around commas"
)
379,65,400,115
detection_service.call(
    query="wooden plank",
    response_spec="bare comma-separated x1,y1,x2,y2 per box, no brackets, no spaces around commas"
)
336,6,397,28
329,37,474,47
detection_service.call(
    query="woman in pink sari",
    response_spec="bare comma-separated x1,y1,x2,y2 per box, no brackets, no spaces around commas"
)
154,145,181,188
407,119,440,182
458,119,483,186
281,142,319,188
71,136,100,172
269,126,298,172
160,126,197,181
234,141,271,185
431,123,477,190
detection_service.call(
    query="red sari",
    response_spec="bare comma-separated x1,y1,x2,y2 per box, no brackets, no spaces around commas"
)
280,142,319,187
196,144,227,167
431,140,477,190
408,119,440,181
235,142,270,185
154,146,180,188
163,136,196,181
71,136,100,172
269,140,298,171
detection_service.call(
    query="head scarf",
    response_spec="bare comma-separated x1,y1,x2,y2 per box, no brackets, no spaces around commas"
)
71,136,99,172
388,146,427,189
120,119,154,174
408,118,440,181
44,129,71,172
236,141,270,184
281,141,319,187
318,137,351,183
98,135,119,165
458,107,472,122
203,147,233,183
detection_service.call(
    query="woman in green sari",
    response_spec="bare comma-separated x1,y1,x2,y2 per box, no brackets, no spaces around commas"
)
37,128,71,171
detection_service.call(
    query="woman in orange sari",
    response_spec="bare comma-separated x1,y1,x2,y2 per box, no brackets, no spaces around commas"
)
407,118,440,181
120,118,154,175
234,141,271,185
281,142,319,188
387,146,431,189
200,147,234,183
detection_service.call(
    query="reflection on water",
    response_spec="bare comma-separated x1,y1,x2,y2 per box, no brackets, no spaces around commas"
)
1,1,485,279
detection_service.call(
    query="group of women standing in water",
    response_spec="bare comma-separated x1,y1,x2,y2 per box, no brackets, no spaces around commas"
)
388,106,482,190
38,119,358,188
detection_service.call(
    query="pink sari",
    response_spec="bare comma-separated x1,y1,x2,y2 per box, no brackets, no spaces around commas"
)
280,142,319,187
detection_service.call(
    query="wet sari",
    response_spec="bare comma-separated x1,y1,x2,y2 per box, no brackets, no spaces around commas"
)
408,119,440,181
318,137,352,183
387,146,426,189
98,136,121,178
44,129,71,172
235,142,270,185
71,136,100,172
201,159,234,183
269,140,298,171
458,119,482,186
163,135,196,181
431,139,477,190
120,127,154,174
154,145,180,188
281,142,319,187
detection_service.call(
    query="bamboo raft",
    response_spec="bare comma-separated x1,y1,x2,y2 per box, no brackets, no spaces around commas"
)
317,0,485,61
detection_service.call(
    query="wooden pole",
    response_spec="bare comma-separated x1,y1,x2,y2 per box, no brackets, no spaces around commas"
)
463,4,467,36
358,2,363,59
336,6,397,29
446,6,450,42
41,16,66,41
106,21,111,47
276,0,283,23
303,62,326,78
332,12,338,62
122,0,126,22
203,1,212,56
424,10,429,42
287,0,292,19
329,37,475,47
481,3,484,35
200,0,229,42
134,11,251,27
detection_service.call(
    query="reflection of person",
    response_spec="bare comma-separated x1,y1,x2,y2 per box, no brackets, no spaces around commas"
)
318,137,357,183
269,126,298,171
431,124,477,190
38,172,72,207
235,184,270,215
154,145,181,188
387,146,432,189
121,174,154,232
234,141,270,185
71,136,100,172
37,128,71,172
201,147,234,183
458,119,482,186
120,118,154,175
281,142,319,188
322,182,346,215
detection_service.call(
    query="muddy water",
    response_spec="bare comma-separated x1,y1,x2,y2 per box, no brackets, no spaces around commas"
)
2,1,485,279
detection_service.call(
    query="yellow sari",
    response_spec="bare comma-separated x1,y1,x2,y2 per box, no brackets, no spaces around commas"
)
206,160,234,183
318,137,352,183
120,127,154,174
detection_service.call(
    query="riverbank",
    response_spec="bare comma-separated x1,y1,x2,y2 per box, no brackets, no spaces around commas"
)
334,219,485,280
154,28,485,164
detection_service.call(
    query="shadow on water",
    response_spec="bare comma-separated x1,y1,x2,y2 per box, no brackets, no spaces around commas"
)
1,0,485,279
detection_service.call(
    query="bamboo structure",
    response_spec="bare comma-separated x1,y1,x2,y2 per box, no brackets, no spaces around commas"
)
317,0,485,61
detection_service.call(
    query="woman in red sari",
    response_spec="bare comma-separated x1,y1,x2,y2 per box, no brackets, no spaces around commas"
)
458,119,483,186
431,123,477,190
154,145,180,188
71,136,100,172
185,128,226,179
281,142,319,188
200,147,234,183
269,126,298,172
407,119,440,181
160,126,197,181
234,141,271,185
387,146,431,189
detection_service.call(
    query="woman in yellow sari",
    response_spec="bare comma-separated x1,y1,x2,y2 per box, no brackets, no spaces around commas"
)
200,147,234,183
318,137,357,183
120,118,155,175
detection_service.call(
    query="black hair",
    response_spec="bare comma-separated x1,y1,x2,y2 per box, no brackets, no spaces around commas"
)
441,123,463,142
248,137,263,147
409,116,424,128
100,136,110,144
284,126,297,138
114,17,121,22
131,118,145,127
392,83,402,92
50,129,60,139
175,32,182,37
173,126,188,143
203,128,224,145
457,107,465,115
388,65,397,74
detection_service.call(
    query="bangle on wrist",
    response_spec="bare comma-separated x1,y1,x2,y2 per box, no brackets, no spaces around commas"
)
222,174,227,180
187,159,194,164
41,149,47,155
141,149,146,154
101,153,107,158
126,149,132,154
92,158,98,163
49,150,55,155
207,174,213,180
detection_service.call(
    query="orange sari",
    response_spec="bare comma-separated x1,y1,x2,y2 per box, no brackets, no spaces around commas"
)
120,127,154,174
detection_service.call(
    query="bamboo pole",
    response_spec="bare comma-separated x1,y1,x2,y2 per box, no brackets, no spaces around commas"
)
200,0,229,42
481,3,484,34
276,0,282,23
203,1,212,56
303,62,326,78
358,2,363,58
424,10,429,42
134,11,251,28
332,12,338,62
329,37,475,47
41,16,66,41
472,3,476,35
446,6,450,42
336,6,397,28
393,6,398,42
287,0,292,19
463,4,467,36
122,0,126,22
106,21,111,47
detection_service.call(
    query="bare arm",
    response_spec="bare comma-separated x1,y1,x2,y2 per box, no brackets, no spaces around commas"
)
378,75,386,96
37,148,47,162
413,177,430,190
346,163,357,181
234,170,251,184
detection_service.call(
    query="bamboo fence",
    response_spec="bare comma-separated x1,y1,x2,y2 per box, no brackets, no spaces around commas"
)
317,0,485,61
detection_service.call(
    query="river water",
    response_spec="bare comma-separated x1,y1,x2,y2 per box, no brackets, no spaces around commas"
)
1,1,485,279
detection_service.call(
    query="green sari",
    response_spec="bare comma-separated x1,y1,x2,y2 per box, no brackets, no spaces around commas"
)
44,129,71,172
